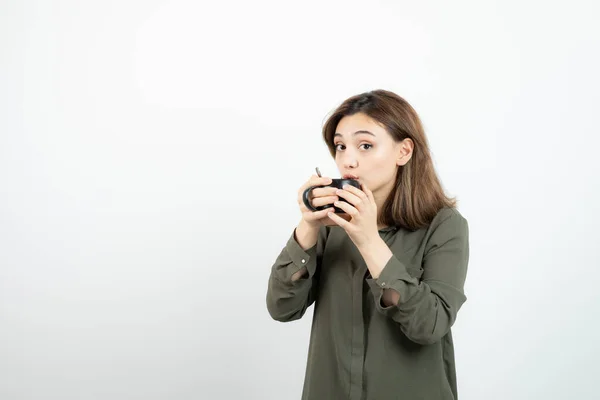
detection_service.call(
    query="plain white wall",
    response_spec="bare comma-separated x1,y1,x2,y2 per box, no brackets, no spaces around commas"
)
1,0,599,399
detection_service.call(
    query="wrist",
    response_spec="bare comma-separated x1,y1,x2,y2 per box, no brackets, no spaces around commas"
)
356,234,383,253
296,220,319,250
299,218,320,233
358,236,392,279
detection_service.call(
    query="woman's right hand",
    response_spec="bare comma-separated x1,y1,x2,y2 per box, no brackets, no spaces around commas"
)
297,175,343,229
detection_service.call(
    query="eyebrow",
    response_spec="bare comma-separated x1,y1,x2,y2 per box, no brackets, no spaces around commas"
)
333,130,376,138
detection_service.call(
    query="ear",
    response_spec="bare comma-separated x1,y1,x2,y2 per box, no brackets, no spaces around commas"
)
396,138,414,166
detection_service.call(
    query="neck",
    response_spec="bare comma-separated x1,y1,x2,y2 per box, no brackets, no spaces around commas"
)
374,190,390,231
373,180,397,231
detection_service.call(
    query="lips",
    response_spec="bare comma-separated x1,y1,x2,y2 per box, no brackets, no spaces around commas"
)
343,174,359,180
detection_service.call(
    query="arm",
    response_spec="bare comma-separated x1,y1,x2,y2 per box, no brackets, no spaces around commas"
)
266,222,328,322
290,221,319,281
361,210,469,345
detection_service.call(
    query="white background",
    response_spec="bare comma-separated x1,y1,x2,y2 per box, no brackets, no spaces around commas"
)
1,0,599,399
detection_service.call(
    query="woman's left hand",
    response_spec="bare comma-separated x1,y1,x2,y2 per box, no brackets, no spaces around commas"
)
327,183,379,248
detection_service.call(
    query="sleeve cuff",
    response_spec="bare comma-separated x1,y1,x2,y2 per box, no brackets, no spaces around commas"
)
279,229,318,281
365,255,418,313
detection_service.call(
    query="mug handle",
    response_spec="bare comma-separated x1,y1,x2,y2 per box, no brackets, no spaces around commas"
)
302,185,325,211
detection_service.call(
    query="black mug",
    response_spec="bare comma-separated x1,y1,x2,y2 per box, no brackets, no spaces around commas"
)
302,178,361,214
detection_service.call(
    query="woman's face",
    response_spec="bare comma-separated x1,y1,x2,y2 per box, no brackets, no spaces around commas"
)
333,112,412,200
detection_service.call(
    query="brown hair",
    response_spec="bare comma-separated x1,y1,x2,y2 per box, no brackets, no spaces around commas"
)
322,89,457,231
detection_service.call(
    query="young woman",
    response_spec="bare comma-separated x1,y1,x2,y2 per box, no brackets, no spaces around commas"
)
266,89,470,400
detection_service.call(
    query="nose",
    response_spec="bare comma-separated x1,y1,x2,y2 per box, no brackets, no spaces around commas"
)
341,153,358,169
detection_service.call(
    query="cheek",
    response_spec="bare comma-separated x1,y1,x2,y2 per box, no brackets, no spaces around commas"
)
370,155,399,180
370,152,394,170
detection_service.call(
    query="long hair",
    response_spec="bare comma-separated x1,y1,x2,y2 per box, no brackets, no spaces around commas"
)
322,89,456,231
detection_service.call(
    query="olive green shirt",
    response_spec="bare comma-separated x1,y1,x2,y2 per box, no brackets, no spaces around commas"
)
266,207,469,400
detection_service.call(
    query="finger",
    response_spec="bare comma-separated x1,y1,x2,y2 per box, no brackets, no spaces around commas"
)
312,195,339,208
299,175,331,193
303,207,331,221
335,188,363,208
303,174,319,189
327,211,352,229
310,176,333,187
311,187,338,198
321,212,351,226
321,215,338,226
342,184,368,200
298,176,333,201
333,199,359,216
298,175,317,198
361,183,375,203
299,199,331,213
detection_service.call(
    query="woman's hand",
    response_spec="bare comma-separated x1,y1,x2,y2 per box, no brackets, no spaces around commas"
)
326,183,379,248
297,175,351,229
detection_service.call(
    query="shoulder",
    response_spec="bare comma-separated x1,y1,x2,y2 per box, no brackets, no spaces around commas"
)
431,207,468,227
424,207,469,252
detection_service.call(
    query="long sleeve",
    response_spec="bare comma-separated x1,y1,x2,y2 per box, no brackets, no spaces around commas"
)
366,210,469,345
266,225,328,322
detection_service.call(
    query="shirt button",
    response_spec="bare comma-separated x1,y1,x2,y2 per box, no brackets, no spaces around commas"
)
381,281,386,286
301,259,306,264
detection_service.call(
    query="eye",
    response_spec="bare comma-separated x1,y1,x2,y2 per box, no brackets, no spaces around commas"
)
334,143,345,151
360,143,373,150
